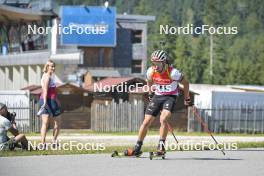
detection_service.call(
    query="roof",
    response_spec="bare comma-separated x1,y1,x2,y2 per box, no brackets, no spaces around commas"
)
59,82,90,91
190,84,264,93
228,85,264,92
189,84,245,94
117,14,156,22
0,2,155,22
84,77,145,92
21,84,42,95
21,85,41,91
21,83,88,95
92,77,136,87
31,87,42,95
0,4,55,22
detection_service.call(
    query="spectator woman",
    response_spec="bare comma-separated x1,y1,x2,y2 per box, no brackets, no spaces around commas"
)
38,60,62,148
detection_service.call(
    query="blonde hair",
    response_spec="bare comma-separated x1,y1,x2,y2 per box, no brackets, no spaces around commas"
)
43,59,55,73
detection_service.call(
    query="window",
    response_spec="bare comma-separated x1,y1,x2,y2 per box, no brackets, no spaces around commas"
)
131,60,142,73
131,30,142,44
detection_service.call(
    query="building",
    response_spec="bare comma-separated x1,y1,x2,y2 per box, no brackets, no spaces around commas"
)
0,1,155,90
188,84,264,133
190,84,264,109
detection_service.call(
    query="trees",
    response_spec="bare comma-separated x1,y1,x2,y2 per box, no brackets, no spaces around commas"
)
134,0,264,85
56,0,264,85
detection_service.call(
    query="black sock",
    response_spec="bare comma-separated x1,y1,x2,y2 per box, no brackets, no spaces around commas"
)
158,139,166,151
137,141,143,146
134,140,143,151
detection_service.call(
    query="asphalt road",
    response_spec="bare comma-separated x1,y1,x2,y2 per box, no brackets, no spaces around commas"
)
0,150,264,176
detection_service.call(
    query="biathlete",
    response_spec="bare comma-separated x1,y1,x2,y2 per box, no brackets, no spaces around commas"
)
125,50,191,156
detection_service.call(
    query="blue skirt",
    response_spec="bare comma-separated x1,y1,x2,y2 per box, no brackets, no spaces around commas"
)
38,98,62,117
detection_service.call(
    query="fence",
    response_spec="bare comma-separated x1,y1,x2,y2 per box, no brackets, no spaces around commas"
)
91,99,145,132
4,90,264,134
0,90,40,133
188,104,264,133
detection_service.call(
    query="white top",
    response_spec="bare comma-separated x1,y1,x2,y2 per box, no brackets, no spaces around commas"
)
0,115,11,144
41,74,56,88
146,66,183,95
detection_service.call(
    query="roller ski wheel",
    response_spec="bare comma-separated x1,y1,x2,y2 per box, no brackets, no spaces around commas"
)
111,150,119,157
111,149,143,158
149,151,166,160
149,152,154,160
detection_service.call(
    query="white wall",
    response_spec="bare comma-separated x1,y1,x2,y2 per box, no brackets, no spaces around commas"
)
212,91,264,108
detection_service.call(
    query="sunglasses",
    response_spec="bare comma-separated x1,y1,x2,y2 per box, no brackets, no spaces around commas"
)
152,62,163,67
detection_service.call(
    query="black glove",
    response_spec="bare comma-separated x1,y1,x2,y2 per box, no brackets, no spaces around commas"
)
184,97,193,106
148,93,154,102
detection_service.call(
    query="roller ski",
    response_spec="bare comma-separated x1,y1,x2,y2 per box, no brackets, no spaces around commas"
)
149,139,166,160
111,148,143,158
149,150,166,160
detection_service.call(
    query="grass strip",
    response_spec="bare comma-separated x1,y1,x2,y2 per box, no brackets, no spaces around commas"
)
1,141,264,157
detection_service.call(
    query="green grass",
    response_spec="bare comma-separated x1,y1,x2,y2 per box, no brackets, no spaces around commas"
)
3,129,263,157
20,129,264,137
1,141,264,157
237,141,264,148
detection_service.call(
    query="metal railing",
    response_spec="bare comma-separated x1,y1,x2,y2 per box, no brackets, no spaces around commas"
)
188,105,264,133
7,100,40,133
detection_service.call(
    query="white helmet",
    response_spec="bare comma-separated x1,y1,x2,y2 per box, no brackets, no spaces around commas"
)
151,50,168,62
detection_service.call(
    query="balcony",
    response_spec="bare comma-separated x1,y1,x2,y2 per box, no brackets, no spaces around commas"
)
0,49,83,66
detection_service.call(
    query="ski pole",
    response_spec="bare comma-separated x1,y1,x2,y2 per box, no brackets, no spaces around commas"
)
166,122,183,151
191,106,226,155
144,95,183,151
